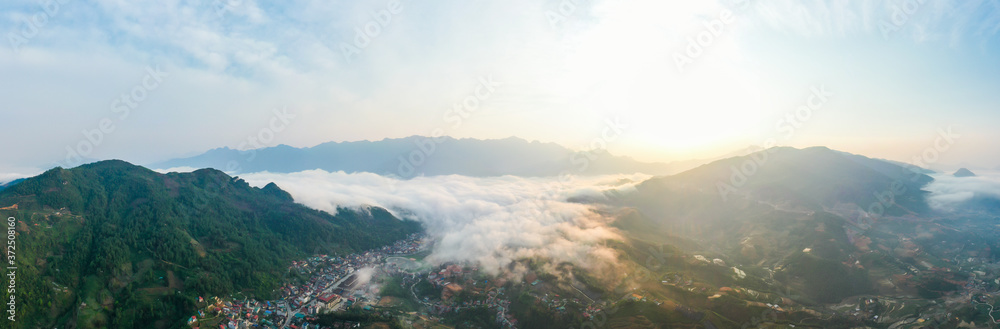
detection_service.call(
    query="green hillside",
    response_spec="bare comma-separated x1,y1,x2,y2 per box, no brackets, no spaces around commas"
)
0,160,421,329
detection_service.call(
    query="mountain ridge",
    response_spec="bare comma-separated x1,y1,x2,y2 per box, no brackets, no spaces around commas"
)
621,146,934,218
606,146,941,304
151,136,705,177
0,159,421,328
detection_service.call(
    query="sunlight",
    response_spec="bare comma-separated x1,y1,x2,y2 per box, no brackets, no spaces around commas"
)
552,0,762,156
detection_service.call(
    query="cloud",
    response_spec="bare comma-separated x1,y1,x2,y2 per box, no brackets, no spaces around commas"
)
240,170,648,278
5,0,1000,170
925,171,1000,210
0,167,44,184
153,166,201,174
737,1,1000,42
352,266,377,289
0,0,765,167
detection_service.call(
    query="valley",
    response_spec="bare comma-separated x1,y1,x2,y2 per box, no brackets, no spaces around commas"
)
5,2,999,328
5,148,1000,328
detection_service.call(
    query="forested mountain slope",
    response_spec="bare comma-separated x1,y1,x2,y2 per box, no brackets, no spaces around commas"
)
0,160,420,328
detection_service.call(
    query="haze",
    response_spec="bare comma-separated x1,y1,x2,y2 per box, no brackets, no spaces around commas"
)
2,0,1000,173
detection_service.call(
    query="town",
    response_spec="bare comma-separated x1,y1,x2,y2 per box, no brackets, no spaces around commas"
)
187,233,427,329
188,233,529,329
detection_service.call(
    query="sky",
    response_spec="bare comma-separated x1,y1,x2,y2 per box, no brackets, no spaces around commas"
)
2,0,1000,177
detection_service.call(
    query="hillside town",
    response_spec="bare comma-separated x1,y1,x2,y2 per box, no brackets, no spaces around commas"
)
187,233,425,329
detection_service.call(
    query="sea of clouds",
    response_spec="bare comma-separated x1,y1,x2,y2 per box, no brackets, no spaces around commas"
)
239,170,647,278
924,170,1000,211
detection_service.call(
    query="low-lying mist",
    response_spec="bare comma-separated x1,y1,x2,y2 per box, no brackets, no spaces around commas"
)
925,171,1000,210
241,170,649,279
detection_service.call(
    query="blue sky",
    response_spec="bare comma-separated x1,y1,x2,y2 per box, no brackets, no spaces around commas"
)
1,0,999,177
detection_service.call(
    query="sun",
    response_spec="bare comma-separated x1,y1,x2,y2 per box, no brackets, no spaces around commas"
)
550,1,762,159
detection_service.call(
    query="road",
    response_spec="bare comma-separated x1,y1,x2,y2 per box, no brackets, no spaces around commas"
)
411,280,432,306
282,302,293,328
972,299,1000,324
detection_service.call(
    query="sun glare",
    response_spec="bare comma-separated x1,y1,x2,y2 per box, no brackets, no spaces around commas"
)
551,0,762,157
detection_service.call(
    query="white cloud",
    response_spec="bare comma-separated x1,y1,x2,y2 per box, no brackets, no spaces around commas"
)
0,166,44,184
3,0,1000,169
240,170,648,277
152,166,201,174
925,171,1000,210
738,0,1000,42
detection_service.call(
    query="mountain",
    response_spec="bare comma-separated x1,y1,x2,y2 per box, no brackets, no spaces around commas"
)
0,160,421,329
492,146,998,327
0,177,24,191
874,158,935,174
607,147,935,252
620,146,933,217
605,147,938,304
151,136,698,177
953,167,976,177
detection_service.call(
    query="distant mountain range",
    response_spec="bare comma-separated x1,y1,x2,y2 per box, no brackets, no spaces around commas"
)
151,136,707,177
0,177,24,191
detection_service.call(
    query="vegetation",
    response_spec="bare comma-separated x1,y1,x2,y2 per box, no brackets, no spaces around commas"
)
0,160,421,328
440,307,500,329
314,308,404,329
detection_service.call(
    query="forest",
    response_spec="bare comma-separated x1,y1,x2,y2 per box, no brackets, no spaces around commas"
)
0,160,421,328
